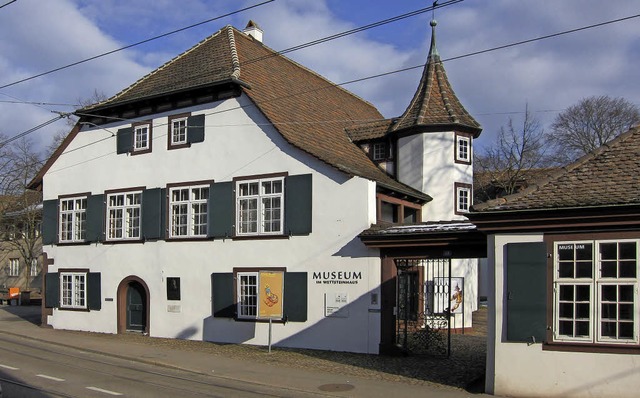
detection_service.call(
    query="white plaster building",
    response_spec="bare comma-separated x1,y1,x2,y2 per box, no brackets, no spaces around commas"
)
30,21,484,355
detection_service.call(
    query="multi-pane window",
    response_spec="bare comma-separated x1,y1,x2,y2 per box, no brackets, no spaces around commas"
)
8,258,19,277
60,272,86,309
554,240,639,344
456,135,471,163
237,272,258,319
170,117,188,146
372,142,387,161
456,185,472,213
169,185,209,238
107,192,142,240
59,197,87,242
236,177,284,235
134,123,150,151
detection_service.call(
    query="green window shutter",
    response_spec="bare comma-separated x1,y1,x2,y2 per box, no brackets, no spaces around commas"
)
187,114,205,144
116,127,133,154
506,242,547,342
42,199,58,245
209,181,234,238
87,272,102,310
142,188,164,240
212,273,235,318
86,194,105,242
285,174,312,235
44,273,60,308
284,272,307,322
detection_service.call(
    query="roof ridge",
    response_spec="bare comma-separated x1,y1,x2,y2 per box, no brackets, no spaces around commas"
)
472,126,640,212
83,27,229,111
231,27,379,115
226,26,241,79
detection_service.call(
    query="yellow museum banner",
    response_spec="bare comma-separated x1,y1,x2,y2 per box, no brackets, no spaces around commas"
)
258,271,284,319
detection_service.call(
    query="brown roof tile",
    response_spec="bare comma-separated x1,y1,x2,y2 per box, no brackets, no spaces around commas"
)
69,26,429,201
473,126,640,212
390,21,481,135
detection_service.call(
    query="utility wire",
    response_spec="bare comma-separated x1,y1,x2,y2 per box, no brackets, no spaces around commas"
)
0,0,17,10
0,0,275,91
0,115,66,147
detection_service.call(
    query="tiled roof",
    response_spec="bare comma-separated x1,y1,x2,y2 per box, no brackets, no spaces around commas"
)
473,126,640,212
79,26,429,201
389,21,481,135
345,119,395,142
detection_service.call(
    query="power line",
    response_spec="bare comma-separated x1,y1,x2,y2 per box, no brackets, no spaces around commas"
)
0,0,17,10
0,115,66,147
0,0,275,91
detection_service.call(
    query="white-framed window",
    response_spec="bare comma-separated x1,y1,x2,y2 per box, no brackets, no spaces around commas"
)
554,240,639,344
170,117,188,146
237,271,259,319
107,191,142,240
236,177,284,235
60,272,87,309
372,142,387,161
30,258,38,277
8,258,19,277
456,135,471,163
169,185,209,238
59,197,87,242
133,123,150,151
455,183,472,214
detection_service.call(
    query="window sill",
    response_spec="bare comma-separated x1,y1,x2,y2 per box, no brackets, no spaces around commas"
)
57,307,90,312
57,241,92,246
543,341,640,354
232,234,290,241
105,239,144,245
166,236,212,242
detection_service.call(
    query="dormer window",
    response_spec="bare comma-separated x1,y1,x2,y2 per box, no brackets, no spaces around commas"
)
455,133,471,164
372,142,387,161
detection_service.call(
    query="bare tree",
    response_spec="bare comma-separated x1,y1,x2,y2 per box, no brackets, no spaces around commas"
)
547,95,640,164
475,105,550,201
0,137,44,292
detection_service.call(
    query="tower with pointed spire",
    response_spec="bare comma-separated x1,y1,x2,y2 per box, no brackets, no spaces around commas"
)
391,18,481,221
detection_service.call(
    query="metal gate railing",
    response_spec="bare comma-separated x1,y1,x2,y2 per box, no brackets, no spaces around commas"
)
396,258,452,357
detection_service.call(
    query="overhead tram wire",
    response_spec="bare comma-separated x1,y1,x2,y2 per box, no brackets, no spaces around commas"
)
40,10,640,169
0,0,17,10
0,114,66,147
0,0,275,91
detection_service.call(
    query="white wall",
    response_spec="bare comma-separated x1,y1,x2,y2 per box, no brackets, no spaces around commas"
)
44,94,383,354
488,233,640,398
396,131,473,222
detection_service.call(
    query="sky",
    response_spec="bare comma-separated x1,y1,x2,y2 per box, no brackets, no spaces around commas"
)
0,0,638,156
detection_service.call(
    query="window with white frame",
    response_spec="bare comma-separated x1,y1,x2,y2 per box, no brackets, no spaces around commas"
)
60,272,86,309
236,177,284,235
8,258,19,277
107,192,142,240
169,185,209,238
30,258,38,277
456,135,471,163
59,197,87,242
237,271,259,319
455,184,472,214
372,142,387,161
170,116,188,146
133,123,150,151
554,240,639,344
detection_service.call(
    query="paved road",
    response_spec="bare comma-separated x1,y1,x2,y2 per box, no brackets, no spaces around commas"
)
0,305,489,397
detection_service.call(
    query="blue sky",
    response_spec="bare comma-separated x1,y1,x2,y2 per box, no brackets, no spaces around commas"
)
0,0,638,154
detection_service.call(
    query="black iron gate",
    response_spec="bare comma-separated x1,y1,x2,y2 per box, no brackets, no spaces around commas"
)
396,258,452,357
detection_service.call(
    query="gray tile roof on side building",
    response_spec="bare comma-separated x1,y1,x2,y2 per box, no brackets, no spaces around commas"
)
472,126,640,212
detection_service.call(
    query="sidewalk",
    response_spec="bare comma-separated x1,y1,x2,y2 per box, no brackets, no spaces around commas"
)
0,305,489,397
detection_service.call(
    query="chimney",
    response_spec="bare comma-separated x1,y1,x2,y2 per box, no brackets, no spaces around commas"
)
243,20,263,43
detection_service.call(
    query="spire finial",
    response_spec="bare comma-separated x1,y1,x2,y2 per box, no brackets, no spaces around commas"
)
428,3,439,59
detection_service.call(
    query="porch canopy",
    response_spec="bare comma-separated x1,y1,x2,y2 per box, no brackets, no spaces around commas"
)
359,221,487,259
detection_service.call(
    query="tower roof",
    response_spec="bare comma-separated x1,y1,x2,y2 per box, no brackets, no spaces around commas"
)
390,20,481,136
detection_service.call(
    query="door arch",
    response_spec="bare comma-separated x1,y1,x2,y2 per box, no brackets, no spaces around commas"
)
117,276,150,334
